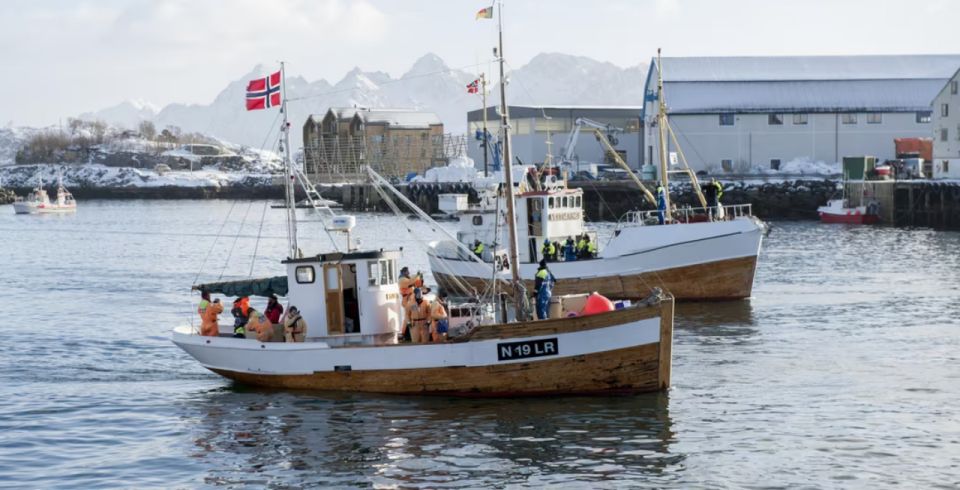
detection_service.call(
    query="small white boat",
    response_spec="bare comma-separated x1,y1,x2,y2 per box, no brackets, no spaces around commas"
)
13,173,77,215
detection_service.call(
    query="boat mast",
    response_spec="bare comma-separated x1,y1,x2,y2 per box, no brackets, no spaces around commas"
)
656,49,672,220
496,1,529,320
280,61,299,259
481,73,489,177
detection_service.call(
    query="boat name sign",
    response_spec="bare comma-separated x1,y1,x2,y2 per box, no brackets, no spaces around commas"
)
497,338,558,361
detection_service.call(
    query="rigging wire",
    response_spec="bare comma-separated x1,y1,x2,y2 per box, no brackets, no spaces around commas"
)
248,200,269,277
192,200,237,287
219,201,254,280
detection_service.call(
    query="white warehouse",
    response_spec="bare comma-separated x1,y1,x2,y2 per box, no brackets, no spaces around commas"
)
931,68,960,179
642,55,960,174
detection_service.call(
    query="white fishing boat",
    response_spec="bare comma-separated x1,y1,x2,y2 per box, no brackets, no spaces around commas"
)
428,50,765,301
171,19,675,397
13,172,77,215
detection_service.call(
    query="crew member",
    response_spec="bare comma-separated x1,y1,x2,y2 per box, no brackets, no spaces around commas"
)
264,294,284,324
534,260,555,320
247,307,274,342
703,178,723,220
430,292,449,343
231,296,250,338
576,234,588,259
472,239,485,259
541,239,556,262
283,306,308,342
405,288,432,344
564,236,577,262
656,181,667,225
200,298,223,337
398,267,422,341
197,290,211,319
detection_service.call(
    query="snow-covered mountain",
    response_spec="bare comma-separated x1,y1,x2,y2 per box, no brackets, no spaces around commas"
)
80,53,649,151
79,100,159,129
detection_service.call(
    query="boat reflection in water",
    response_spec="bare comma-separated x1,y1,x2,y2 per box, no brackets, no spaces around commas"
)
184,387,680,487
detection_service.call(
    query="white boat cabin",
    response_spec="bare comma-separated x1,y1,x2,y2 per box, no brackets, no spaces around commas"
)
285,250,403,346
450,186,596,264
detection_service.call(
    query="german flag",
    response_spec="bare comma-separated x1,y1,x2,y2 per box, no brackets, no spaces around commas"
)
476,6,493,20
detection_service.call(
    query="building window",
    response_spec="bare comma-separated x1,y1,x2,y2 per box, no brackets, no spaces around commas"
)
942,103,950,118
721,159,733,172
942,128,949,142
917,111,932,123
472,215,483,226
867,113,882,124
952,80,959,95
792,114,808,125
842,114,858,124
956,123,960,141
295,266,315,284
719,113,734,126
944,161,950,173
770,159,781,171
768,114,783,125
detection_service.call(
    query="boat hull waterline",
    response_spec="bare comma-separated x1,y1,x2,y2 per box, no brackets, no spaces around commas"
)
172,299,673,396
430,219,763,301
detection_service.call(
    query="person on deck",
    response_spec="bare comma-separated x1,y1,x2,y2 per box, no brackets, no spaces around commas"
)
231,297,250,338
398,267,423,342
405,288,432,344
197,290,211,319
564,236,577,262
656,182,667,225
430,292,449,343
247,307,274,342
283,306,308,342
576,234,588,259
534,260,556,320
703,178,723,220
541,239,556,262
264,294,284,324
472,239,485,259
200,298,223,337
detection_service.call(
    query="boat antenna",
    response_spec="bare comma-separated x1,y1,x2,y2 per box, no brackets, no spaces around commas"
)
496,0,530,320
280,61,299,259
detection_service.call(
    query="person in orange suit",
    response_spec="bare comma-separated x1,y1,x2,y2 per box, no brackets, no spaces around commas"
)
405,288,432,344
247,308,275,342
200,298,224,337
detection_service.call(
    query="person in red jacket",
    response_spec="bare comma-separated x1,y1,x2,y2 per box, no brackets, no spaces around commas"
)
264,294,284,324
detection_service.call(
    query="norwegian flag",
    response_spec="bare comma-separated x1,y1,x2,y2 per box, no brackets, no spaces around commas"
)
466,79,480,94
246,70,282,110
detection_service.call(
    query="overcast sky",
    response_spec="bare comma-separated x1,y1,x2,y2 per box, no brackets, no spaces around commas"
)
2,0,957,127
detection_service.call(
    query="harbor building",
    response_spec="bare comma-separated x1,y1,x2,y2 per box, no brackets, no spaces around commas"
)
641,55,960,174
303,107,448,183
466,106,643,172
931,68,960,179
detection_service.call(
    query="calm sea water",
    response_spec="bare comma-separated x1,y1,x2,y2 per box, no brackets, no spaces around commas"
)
1,200,958,489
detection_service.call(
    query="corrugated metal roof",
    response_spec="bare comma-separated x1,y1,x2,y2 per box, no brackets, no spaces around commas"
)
657,54,960,82
665,79,945,113
647,54,960,115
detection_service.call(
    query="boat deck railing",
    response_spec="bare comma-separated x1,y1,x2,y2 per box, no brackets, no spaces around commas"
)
624,203,754,225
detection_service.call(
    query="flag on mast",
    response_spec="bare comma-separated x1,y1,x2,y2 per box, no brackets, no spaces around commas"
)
466,79,480,94
246,70,282,111
475,5,493,19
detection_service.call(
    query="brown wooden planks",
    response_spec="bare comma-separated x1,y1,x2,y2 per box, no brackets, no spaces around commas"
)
435,255,757,301
210,342,662,396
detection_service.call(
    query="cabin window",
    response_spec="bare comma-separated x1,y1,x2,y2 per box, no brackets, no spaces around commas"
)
367,261,379,286
792,114,808,125
380,259,392,285
842,113,857,125
295,266,315,284
576,196,581,207
916,111,932,123
867,113,882,124
562,196,569,207
472,215,483,226
548,197,554,208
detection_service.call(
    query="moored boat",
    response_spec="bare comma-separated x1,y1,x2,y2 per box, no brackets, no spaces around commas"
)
13,172,77,215
818,198,880,224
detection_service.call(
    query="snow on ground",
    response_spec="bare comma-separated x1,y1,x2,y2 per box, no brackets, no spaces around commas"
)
412,155,531,188
0,163,274,189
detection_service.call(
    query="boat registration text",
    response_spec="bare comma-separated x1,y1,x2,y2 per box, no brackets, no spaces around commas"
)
497,338,558,361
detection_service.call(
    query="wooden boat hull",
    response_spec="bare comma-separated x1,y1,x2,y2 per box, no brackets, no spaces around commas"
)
429,217,763,301
172,297,674,397
435,255,756,302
